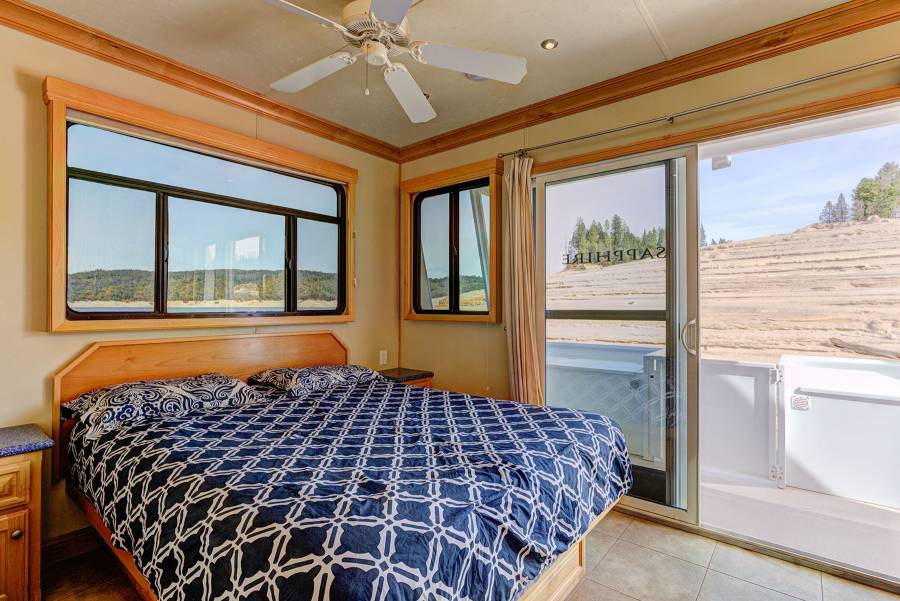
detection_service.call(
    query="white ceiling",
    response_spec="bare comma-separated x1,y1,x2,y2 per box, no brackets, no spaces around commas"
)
31,0,844,147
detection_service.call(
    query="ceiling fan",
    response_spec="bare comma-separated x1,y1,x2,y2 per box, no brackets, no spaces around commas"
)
266,0,528,123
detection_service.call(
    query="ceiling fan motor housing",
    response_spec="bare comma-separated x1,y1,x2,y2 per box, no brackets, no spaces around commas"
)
341,0,410,53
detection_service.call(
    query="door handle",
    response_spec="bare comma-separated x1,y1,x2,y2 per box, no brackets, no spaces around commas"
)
10,529,23,540
680,319,698,356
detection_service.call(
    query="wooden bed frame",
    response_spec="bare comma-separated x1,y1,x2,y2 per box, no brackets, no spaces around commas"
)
53,331,613,601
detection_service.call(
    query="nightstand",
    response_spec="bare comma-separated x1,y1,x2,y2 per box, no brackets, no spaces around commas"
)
0,424,52,601
379,368,434,388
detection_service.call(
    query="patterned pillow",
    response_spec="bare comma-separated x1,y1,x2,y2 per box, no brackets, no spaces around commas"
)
68,372,261,440
250,364,382,396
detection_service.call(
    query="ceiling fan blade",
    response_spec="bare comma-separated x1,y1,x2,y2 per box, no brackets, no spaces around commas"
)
264,0,348,32
383,63,436,123
411,42,527,84
370,0,412,24
272,52,356,92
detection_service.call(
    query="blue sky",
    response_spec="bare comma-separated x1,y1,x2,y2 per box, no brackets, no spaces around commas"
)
68,119,900,277
700,122,900,242
542,120,900,274
67,124,338,273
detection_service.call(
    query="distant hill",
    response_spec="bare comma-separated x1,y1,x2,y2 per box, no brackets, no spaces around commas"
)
424,275,488,298
547,218,900,363
68,268,337,303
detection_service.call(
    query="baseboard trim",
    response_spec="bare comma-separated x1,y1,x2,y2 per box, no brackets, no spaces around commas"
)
42,526,102,566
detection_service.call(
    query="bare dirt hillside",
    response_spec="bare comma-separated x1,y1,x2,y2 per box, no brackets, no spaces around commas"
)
546,218,900,363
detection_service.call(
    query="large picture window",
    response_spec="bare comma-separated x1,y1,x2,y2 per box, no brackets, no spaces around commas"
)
64,122,345,321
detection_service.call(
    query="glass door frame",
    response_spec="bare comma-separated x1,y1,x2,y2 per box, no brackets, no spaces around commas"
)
533,145,700,524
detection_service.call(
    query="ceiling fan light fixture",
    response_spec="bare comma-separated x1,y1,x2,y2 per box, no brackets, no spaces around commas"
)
362,40,389,66
540,38,559,50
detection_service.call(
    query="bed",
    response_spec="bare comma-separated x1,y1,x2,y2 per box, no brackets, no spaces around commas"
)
54,332,632,601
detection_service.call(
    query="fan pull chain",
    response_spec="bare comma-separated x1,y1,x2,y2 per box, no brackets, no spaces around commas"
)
364,44,371,97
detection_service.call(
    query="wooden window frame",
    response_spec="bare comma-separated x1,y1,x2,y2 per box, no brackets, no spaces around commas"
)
401,159,502,323
44,77,357,332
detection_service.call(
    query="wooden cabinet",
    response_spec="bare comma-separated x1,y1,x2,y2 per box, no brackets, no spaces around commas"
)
0,509,28,601
0,451,43,601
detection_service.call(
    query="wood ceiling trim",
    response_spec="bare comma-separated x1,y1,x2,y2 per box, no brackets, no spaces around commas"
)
1,0,897,164
532,83,900,175
0,0,401,162
397,0,900,163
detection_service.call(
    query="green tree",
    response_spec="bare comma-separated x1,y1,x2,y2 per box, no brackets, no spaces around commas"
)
568,218,587,255
852,161,900,219
819,199,835,223
585,220,602,253
852,177,878,220
874,162,900,216
833,193,850,222
610,214,625,249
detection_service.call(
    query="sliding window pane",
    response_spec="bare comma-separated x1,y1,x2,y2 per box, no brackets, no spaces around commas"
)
417,193,450,310
68,123,337,216
458,185,490,312
546,318,668,503
67,179,156,312
297,219,339,310
546,164,667,312
167,198,285,312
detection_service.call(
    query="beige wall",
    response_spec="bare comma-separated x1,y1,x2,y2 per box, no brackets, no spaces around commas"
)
2,16,898,540
399,22,900,399
0,25,400,539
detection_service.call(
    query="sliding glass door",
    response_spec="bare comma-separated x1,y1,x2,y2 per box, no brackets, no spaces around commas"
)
535,148,699,520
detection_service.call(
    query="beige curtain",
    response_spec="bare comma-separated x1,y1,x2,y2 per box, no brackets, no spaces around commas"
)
502,155,544,405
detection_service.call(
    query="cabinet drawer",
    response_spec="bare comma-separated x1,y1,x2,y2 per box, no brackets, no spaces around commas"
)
0,461,29,512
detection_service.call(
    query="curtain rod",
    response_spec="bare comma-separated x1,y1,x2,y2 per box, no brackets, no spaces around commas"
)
497,53,900,159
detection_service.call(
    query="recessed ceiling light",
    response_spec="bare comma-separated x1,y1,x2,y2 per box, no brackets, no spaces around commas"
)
541,38,559,50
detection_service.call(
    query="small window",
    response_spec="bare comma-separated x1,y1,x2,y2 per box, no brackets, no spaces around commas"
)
64,122,346,320
413,178,492,315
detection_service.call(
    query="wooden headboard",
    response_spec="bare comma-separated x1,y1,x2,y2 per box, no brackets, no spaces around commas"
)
52,331,348,479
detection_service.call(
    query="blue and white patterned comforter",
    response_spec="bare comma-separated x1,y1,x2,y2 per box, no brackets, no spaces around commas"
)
69,379,632,601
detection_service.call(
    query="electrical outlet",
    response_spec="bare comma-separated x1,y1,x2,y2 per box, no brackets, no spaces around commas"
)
378,350,388,366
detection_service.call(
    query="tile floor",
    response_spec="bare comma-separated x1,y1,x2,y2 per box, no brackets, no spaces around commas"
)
567,511,899,601
43,511,898,600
